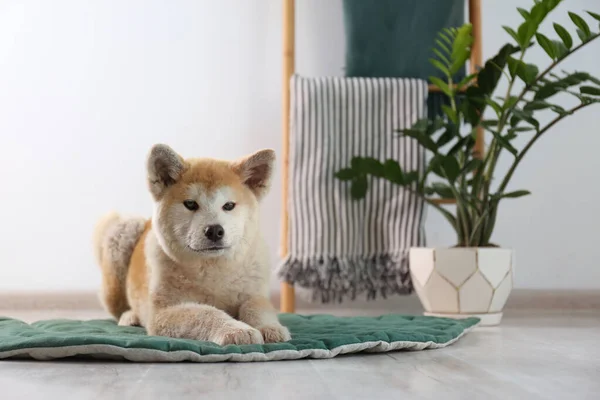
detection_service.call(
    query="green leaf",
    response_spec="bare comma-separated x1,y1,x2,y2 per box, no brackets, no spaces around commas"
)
513,0,561,48
569,12,591,38
511,126,536,132
427,154,462,182
506,56,519,77
585,73,600,86
536,33,556,59
441,104,458,124
532,0,561,23
402,129,438,153
443,27,456,36
432,48,450,65
461,93,481,126
495,190,531,199
430,182,455,199
350,157,362,170
427,117,446,135
429,76,452,96
550,104,568,115
508,126,536,135
561,72,591,85
413,118,429,131
517,7,530,20
462,43,520,126
485,97,503,117
523,100,553,111
587,11,600,22
429,58,451,77
552,40,568,59
435,39,451,55
423,187,436,196
580,86,600,96
383,160,405,184
436,127,457,147
503,26,521,44
576,29,588,43
447,135,474,157
478,44,520,94
553,23,573,49
427,155,445,178
459,158,482,176
449,24,473,75
355,157,385,177
489,130,518,156
335,168,356,181
350,175,368,199
524,100,568,116
517,22,532,47
545,0,562,10
404,171,420,184
529,2,544,22
534,72,594,100
507,57,539,84
439,31,453,47
440,156,461,182
457,72,477,89
505,95,520,109
533,85,556,100
510,108,540,130
579,96,600,105
481,119,499,128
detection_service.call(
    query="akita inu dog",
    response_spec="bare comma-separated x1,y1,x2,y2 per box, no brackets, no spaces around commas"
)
93,144,290,345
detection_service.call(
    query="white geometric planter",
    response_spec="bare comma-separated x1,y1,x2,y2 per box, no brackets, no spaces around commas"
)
409,247,513,326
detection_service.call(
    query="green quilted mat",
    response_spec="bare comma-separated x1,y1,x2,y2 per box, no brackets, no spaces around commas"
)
0,314,479,362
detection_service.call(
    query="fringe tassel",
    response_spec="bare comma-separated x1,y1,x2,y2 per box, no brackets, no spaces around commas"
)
278,254,413,303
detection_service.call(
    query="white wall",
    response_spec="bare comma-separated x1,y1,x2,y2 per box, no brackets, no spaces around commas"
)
0,0,598,292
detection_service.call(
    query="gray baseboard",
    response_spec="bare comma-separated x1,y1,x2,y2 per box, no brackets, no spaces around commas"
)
1,289,598,312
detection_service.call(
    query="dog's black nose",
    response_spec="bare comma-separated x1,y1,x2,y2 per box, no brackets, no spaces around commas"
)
204,224,225,242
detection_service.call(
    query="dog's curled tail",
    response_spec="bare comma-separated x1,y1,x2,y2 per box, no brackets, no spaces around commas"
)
93,212,146,319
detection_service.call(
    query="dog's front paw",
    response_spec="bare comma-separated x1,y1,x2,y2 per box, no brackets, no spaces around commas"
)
259,324,291,343
118,310,140,327
213,322,264,346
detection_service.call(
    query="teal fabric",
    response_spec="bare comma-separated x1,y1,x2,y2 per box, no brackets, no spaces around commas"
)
0,314,479,362
342,0,465,79
342,0,466,118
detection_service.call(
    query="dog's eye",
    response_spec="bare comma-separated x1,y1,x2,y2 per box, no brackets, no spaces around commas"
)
222,202,236,211
183,200,199,211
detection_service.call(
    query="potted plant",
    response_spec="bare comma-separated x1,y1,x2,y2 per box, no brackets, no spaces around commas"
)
335,0,600,325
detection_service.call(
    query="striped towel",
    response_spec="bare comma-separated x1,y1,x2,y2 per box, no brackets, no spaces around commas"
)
278,75,428,302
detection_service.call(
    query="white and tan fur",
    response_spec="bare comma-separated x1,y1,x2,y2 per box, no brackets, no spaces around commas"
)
92,144,290,345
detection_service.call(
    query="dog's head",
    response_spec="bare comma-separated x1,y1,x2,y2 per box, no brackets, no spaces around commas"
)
146,144,274,261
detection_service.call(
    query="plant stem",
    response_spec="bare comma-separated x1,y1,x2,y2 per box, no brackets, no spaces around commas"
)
471,129,495,206
497,102,593,193
447,75,471,244
473,46,529,245
484,50,525,177
479,57,523,213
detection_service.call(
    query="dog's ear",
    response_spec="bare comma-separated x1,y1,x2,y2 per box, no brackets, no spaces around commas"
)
147,144,186,200
232,149,275,200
